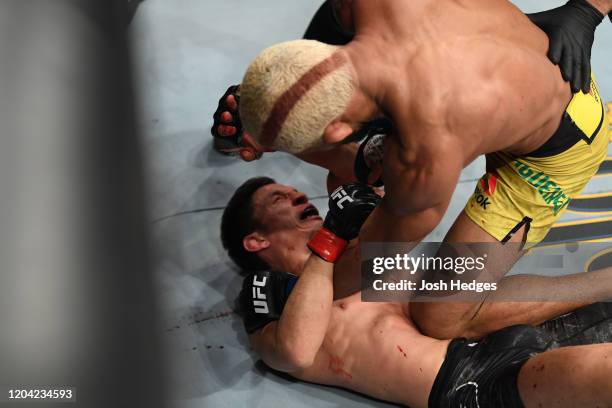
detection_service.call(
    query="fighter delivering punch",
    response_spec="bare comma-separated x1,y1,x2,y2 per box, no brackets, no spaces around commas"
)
232,0,611,338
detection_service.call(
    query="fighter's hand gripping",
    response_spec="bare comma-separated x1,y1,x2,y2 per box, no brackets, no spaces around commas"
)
308,183,381,263
211,84,271,161
527,0,605,94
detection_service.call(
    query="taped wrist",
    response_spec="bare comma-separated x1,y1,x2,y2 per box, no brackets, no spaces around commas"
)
307,227,347,263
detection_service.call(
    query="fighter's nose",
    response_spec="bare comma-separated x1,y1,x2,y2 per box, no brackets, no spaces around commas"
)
292,193,308,206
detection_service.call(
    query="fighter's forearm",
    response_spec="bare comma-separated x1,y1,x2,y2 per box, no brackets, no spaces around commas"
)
297,143,359,192
463,268,612,338
274,255,334,366
359,202,440,244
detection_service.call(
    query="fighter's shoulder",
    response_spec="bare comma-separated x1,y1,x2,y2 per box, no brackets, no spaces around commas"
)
408,62,500,135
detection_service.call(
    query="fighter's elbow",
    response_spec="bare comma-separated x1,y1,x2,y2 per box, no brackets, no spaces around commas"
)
286,352,315,371
276,341,316,371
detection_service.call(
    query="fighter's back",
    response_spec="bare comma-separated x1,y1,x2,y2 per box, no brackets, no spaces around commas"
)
348,0,572,160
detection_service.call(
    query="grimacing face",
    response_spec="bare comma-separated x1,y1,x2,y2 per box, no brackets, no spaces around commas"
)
250,183,323,241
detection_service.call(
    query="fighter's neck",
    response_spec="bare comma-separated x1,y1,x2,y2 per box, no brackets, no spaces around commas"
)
270,250,311,277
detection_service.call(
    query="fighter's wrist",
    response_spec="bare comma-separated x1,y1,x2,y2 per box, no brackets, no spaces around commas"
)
307,227,348,263
570,0,606,21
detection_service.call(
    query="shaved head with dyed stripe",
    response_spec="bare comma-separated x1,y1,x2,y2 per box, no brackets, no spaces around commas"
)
240,40,355,153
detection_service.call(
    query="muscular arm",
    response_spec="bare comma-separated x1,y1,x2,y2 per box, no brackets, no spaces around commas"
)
249,255,334,372
296,143,359,193
462,267,612,338
359,134,463,243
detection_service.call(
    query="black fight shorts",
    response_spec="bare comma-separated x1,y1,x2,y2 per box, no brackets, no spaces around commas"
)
428,325,554,408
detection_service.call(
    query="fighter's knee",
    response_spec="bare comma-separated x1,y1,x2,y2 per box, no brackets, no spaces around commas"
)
411,302,471,340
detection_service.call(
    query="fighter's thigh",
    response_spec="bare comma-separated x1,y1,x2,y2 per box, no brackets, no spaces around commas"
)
517,344,612,407
444,210,525,279
412,211,526,339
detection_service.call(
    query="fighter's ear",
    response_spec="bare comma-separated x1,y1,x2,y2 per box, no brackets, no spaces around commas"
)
243,232,270,253
323,121,354,144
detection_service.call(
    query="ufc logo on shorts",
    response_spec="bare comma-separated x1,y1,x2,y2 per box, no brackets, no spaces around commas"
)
331,187,354,209
252,275,269,314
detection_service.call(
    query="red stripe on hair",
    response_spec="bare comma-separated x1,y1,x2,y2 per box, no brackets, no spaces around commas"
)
260,51,347,147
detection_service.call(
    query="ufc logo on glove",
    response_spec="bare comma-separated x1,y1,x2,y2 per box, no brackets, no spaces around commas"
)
331,187,354,209
252,275,269,314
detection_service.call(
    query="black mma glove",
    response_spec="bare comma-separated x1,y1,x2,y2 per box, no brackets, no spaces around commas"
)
352,118,392,186
308,183,381,262
239,270,298,334
527,0,605,94
211,84,271,161
354,131,386,187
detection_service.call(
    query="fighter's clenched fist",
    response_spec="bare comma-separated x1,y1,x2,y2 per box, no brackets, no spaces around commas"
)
308,183,381,262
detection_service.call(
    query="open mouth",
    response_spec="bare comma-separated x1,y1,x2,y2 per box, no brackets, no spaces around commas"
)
299,205,321,221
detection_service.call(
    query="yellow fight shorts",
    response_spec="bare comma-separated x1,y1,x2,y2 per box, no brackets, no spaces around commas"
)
464,75,609,247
